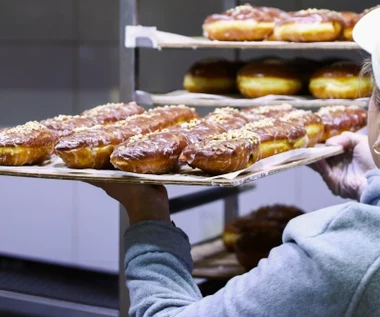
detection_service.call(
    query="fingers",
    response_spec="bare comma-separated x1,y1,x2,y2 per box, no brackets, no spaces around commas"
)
325,132,366,150
310,158,332,175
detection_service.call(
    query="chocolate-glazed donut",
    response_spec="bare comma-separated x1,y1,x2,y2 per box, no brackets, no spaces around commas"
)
183,58,238,94
309,61,373,99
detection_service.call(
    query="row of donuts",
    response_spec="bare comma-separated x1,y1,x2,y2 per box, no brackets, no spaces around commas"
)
184,57,373,99
0,104,367,176
56,104,366,175
203,5,377,42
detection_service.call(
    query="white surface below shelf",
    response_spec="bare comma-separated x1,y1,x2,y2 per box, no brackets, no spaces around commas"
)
125,26,361,50
136,90,369,108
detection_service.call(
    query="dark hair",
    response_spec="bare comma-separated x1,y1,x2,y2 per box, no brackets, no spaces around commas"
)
362,57,380,105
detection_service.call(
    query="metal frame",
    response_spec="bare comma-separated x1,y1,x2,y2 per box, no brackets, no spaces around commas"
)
118,0,243,316
0,290,118,317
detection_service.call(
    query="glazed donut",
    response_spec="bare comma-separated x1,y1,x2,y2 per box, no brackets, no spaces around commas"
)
81,102,144,124
0,121,57,166
111,107,255,174
272,9,344,42
256,6,289,20
41,115,96,138
178,129,261,175
202,4,278,41
204,107,249,130
317,105,367,142
280,110,325,147
237,62,302,98
244,118,308,159
183,58,238,94
111,119,226,174
111,108,254,174
309,61,373,99
223,204,303,251
41,102,144,138
240,104,294,122
340,11,360,41
55,105,199,169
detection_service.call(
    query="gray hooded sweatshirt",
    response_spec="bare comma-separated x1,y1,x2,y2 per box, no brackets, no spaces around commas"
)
124,169,380,317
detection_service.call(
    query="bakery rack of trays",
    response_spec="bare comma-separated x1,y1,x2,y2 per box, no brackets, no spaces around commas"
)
125,26,368,109
127,1,370,315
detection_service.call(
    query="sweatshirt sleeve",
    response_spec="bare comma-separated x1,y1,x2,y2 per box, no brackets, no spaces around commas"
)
123,208,362,317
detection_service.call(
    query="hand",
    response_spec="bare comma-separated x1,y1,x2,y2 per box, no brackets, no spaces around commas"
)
90,182,171,225
310,132,376,201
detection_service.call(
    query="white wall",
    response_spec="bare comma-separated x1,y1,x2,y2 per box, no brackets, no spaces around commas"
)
0,0,373,273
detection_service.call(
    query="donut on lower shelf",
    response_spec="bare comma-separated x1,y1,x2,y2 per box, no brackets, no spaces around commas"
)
224,204,304,270
237,63,302,98
0,122,57,166
272,9,344,42
224,204,303,270
309,61,373,99
183,58,239,94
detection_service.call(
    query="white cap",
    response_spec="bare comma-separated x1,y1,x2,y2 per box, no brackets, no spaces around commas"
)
353,7,380,88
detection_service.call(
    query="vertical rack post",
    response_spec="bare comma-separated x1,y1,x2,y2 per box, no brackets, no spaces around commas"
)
222,0,240,225
119,0,137,316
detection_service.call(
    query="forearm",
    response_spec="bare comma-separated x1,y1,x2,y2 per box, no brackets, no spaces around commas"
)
124,221,202,317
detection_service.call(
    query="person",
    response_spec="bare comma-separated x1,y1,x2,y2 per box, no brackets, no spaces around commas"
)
92,9,380,317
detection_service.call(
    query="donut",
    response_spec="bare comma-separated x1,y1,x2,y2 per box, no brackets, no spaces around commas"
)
183,58,238,94
81,102,144,124
55,106,199,169
178,129,261,175
280,110,325,147
202,4,279,41
317,105,367,142
240,104,294,122
178,110,307,175
309,61,373,99
237,62,302,98
244,118,308,159
340,11,360,41
204,107,249,130
41,102,144,138
41,115,97,138
111,107,247,174
272,9,344,42
111,119,226,174
223,204,303,251
0,121,57,166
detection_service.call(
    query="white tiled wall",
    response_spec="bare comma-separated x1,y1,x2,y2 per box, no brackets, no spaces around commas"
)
0,0,370,273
